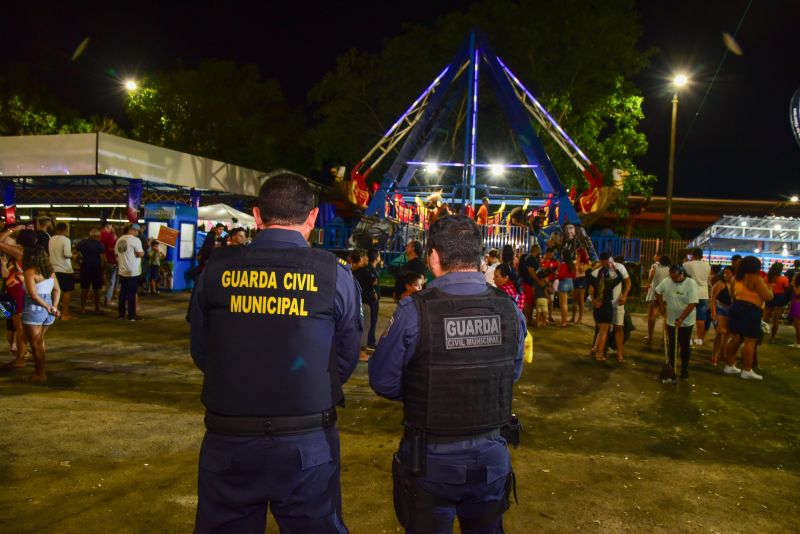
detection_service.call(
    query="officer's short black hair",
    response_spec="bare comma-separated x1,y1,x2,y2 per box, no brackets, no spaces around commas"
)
55,222,68,233
426,215,482,272
349,249,363,264
258,173,317,226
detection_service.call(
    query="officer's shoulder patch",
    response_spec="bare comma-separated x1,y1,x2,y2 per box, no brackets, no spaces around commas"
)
337,257,348,267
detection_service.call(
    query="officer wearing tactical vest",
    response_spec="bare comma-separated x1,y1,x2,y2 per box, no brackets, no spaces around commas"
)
189,173,362,533
369,215,526,534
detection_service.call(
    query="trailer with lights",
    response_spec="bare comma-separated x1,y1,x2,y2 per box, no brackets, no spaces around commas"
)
688,215,800,268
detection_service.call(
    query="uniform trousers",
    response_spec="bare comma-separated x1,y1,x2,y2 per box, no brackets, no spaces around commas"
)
399,435,510,534
195,425,348,534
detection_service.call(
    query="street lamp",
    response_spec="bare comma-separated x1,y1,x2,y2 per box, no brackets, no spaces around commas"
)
124,79,138,92
663,73,689,254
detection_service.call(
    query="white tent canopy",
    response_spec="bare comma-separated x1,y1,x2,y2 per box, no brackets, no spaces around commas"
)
198,203,256,227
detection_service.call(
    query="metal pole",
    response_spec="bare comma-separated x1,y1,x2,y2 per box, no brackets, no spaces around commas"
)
664,92,679,254
461,33,476,211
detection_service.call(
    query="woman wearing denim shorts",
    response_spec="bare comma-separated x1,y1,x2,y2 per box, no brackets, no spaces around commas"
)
20,245,61,382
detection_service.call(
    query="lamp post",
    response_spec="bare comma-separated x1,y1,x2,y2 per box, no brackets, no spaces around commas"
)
663,74,688,255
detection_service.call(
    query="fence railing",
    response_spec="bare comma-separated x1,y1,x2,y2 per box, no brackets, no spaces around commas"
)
590,236,641,262
639,238,690,267
480,225,530,252
313,222,692,272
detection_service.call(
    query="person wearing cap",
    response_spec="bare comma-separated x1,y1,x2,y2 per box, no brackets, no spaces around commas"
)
655,264,699,381
189,173,361,532
114,224,144,321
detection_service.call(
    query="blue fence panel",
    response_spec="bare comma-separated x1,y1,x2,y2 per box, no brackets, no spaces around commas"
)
591,236,642,263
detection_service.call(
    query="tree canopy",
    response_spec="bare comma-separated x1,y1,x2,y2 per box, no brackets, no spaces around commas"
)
0,64,99,136
309,0,656,203
124,60,305,172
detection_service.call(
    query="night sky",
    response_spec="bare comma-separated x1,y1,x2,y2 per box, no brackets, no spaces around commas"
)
3,1,799,201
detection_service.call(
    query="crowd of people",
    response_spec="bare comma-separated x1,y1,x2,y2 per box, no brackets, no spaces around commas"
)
367,237,800,384
0,217,178,380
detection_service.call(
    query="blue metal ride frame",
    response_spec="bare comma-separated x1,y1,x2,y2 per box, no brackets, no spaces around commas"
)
479,43,579,225
364,41,471,216
364,33,581,225
461,34,479,209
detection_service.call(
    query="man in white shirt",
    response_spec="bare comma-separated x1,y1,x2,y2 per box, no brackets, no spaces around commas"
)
655,264,699,381
682,248,711,345
115,223,145,321
49,222,74,320
605,255,631,363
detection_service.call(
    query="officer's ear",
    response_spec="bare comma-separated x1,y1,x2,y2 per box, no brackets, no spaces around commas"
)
252,207,266,230
428,248,443,277
304,208,319,229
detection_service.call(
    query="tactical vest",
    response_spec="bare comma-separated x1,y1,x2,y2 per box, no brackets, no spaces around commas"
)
403,287,519,436
199,245,340,417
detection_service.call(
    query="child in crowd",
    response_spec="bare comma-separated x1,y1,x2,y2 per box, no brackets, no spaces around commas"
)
533,267,555,327
494,264,525,311
399,272,424,300
148,240,165,294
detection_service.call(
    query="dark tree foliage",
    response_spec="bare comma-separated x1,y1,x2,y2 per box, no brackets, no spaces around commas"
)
125,60,306,172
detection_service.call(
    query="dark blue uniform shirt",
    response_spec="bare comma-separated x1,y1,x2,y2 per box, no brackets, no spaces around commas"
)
190,228,362,385
368,271,526,401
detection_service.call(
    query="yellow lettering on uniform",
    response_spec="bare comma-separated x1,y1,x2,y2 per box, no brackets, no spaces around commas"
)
289,298,299,316
252,295,265,314
308,274,318,292
248,271,258,287
267,296,277,314
299,298,308,316
259,271,268,288
284,272,293,290
242,295,253,313
267,271,277,289
221,271,231,287
230,294,243,312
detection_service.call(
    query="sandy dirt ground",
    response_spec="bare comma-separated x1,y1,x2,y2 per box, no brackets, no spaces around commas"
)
0,292,798,533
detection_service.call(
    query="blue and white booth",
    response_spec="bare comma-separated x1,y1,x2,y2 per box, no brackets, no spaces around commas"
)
144,202,199,291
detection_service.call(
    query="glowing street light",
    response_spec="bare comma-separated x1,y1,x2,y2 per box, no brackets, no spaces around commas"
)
791,195,799,203
425,163,439,175
124,79,138,91
664,73,690,253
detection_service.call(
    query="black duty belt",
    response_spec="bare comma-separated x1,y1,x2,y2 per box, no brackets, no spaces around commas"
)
204,408,337,437
404,427,501,444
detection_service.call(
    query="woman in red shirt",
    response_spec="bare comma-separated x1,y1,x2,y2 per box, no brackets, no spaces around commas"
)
765,262,789,343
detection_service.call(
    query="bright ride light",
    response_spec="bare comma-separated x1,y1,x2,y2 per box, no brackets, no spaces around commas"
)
489,163,504,177
425,163,439,175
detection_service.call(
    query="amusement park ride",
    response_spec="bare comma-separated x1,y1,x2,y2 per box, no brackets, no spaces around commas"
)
337,32,617,258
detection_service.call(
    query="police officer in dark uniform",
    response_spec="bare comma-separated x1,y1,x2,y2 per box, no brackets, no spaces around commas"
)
189,173,362,533
369,215,526,534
